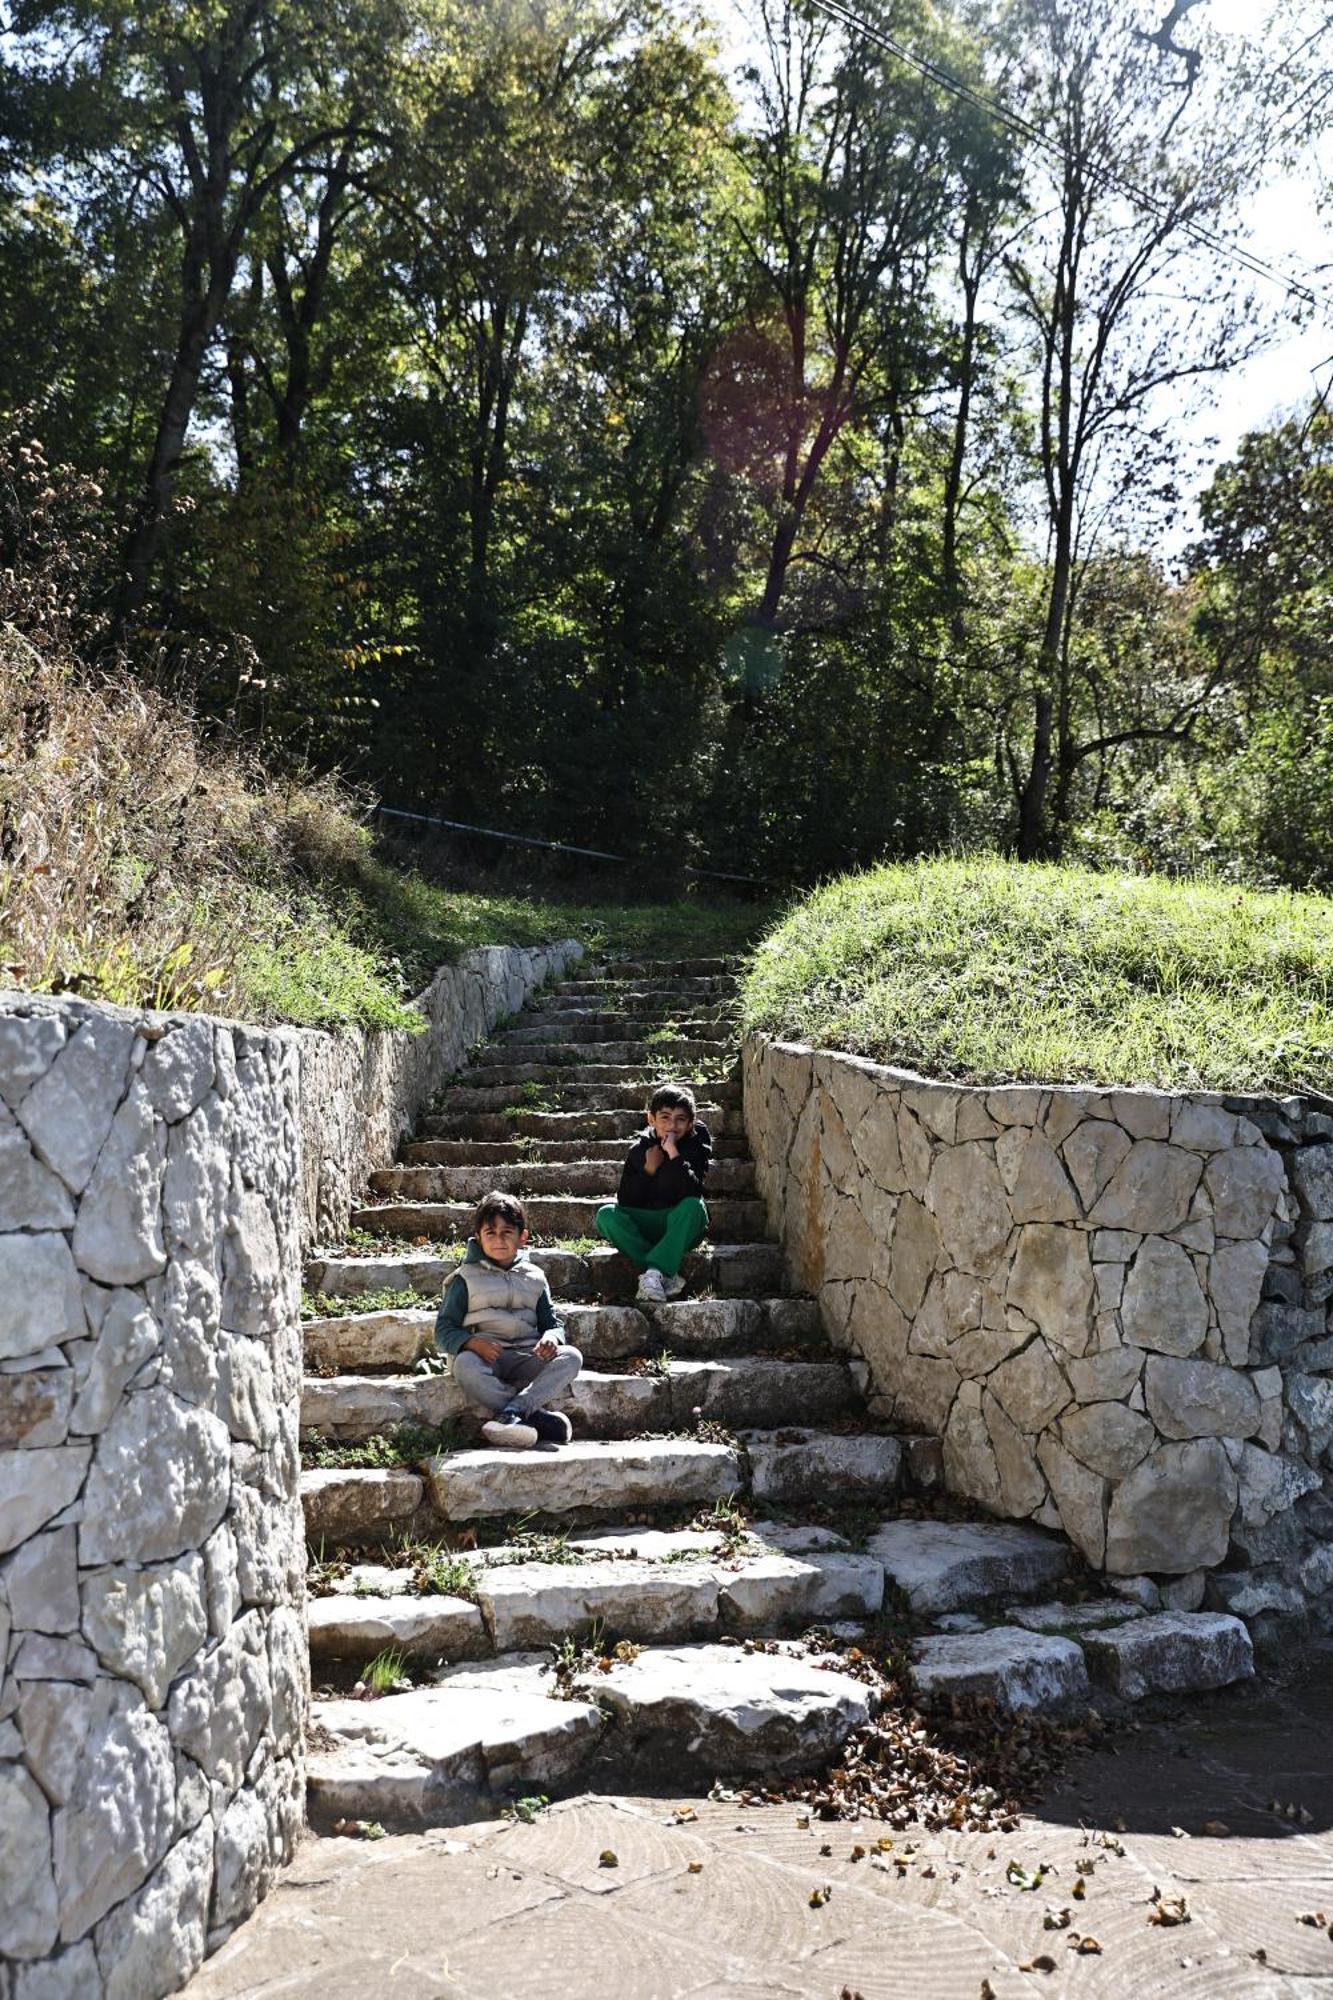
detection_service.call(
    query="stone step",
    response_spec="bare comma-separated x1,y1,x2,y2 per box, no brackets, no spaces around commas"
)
309,1544,884,1662
600,957,735,976
304,1426,906,1541
499,1014,734,1043
867,1519,1073,1614
423,1438,742,1523
908,1608,1254,1714
303,1296,824,1373
549,979,739,1000
305,1240,788,1305
457,1058,723,1087
307,1662,608,1826
534,998,737,1023
419,1105,743,1141
301,1354,856,1440
348,1193,770,1243
400,1134,750,1165
307,1641,872,1825
430,1080,741,1115
366,1159,757,1202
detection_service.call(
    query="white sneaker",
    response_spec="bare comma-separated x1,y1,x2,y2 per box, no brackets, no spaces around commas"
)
482,1411,538,1449
660,1273,687,1299
637,1269,667,1304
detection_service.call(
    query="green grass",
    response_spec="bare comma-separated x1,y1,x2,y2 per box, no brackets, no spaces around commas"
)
300,1284,432,1320
301,1421,458,1470
741,857,1333,1094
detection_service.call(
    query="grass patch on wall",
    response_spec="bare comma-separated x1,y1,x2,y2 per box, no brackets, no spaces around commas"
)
741,856,1333,1094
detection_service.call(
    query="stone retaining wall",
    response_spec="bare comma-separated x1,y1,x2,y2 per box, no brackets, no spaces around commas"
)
744,1036,1333,1640
285,940,583,1247
0,938,579,1995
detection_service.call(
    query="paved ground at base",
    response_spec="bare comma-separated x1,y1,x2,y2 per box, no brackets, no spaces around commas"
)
189,1663,1333,2000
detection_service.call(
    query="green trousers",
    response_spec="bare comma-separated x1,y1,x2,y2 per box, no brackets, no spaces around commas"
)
594,1197,708,1277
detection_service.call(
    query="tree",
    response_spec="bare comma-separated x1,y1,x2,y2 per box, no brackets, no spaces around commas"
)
1000,0,1263,857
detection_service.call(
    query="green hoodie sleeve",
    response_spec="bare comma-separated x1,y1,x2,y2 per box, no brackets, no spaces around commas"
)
536,1285,565,1343
434,1273,473,1357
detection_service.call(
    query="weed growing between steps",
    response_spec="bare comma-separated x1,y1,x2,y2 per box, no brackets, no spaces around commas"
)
301,1285,429,1320
301,1420,461,1471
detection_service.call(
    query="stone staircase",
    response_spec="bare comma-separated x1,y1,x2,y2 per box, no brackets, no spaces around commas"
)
297,955,1257,1829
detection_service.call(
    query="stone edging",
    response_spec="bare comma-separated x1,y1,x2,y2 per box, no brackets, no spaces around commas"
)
743,1034,1333,1640
0,934,580,1995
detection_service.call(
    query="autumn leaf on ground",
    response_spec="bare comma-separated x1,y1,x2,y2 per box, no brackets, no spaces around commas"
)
1019,1955,1057,1973
1148,1889,1190,1926
1043,1906,1072,1930
598,1850,618,1868
1007,1860,1048,1890
1072,1877,1086,1900
687,1861,703,1875
1070,1934,1103,1954
809,1883,832,1908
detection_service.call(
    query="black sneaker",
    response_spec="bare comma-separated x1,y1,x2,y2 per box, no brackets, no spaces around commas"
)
529,1409,572,1447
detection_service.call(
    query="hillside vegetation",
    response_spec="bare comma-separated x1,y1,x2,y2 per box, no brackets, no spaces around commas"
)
0,624,767,1029
741,858,1333,1095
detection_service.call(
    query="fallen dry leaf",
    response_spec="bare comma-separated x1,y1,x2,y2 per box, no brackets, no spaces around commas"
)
687,1861,704,1875
1201,1820,1230,1838
598,1850,618,1869
809,1884,832,1908
1007,1860,1048,1891
1070,1934,1103,1954
1019,1955,1057,1973
1148,1889,1190,1927
1043,1906,1072,1931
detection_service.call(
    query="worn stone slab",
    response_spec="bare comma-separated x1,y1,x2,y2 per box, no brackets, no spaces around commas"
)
303,1310,435,1373
647,1299,763,1348
568,1527,730,1560
670,1357,852,1429
1081,1611,1255,1700
743,1429,903,1504
349,1194,768,1244
715,1551,884,1633
562,1369,671,1435
867,1519,1071,1615
308,1663,604,1824
307,1594,487,1661
912,1626,1090,1713
478,1559,720,1651
301,1468,424,1543
1006,1599,1146,1634
424,1438,742,1521
299,1372,463,1439
591,1641,875,1776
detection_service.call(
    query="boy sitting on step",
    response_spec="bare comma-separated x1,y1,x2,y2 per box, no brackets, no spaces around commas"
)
434,1192,583,1450
595,1083,711,1304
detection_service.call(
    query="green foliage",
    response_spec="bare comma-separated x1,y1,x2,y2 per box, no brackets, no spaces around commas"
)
302,1421,458,1470
360,1648,412,1695
743,856,1333,1093
300,1285,431,1321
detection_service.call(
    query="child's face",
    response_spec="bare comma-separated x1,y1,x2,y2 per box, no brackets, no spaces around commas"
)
651,1105,693,1143
478,1216,527,1265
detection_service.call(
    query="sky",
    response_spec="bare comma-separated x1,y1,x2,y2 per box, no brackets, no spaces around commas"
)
704,0,1333,525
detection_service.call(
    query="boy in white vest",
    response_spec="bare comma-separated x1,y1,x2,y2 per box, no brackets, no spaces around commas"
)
434,1192,583,1448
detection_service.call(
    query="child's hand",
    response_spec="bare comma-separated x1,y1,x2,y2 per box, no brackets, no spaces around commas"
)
465,1336,502,1363
644,1143,665,1171
661,1134,679,1158
534,1338,558,1360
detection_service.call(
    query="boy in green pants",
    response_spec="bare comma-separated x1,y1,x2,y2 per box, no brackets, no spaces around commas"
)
596,1083,711,1303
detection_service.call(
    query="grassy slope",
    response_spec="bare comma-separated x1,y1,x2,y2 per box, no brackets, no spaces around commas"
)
741,856,1333,1095
0,627,769,1029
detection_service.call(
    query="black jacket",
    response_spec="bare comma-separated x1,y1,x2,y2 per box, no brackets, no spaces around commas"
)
616,1122,712,1209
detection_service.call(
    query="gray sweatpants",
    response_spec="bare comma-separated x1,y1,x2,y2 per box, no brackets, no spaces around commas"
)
451,1341,583,1417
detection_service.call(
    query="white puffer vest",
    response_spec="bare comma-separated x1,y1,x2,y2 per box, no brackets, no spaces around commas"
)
456,1256,549,1345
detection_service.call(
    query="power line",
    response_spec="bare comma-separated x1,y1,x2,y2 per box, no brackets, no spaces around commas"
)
802,0,1333,317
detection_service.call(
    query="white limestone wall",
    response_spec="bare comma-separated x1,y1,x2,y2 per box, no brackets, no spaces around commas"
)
0,1000,307,1997
0,936,581,1996
744,1035,1333,1634
284,940,583,1247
